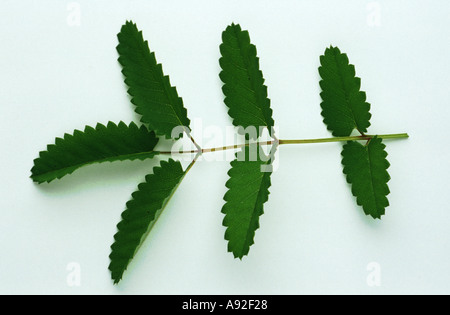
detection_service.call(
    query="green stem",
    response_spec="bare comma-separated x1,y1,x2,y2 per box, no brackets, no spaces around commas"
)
158,133,409,155
278,133,409,145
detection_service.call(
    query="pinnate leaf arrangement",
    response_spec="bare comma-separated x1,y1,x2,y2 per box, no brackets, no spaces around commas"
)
31,21,408,284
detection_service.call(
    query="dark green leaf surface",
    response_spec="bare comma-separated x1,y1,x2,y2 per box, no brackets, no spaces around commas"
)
341,136,390,219
31,121,159,183
319,46,371,136
222,145,273,258
219,23,274,139
109,158,185,284
117,21,190,139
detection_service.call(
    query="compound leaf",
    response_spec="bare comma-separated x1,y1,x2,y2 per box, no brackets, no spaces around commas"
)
319,46,371,136
222,145,273,258
31,121,159,184
109,158,185,284
117,21,190,139
341,136,390,219
219,23,274,140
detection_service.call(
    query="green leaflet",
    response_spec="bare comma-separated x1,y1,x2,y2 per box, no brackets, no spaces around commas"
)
341,136,390,219
222,145,273,258
117,21,190,139
319,46,371,137
30,121,159,184
219,23,274,140
109,158,185,284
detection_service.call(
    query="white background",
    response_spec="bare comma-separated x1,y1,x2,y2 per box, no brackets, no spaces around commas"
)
0,0,449,294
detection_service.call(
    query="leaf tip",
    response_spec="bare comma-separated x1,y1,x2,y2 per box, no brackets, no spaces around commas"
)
112,277,122,285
